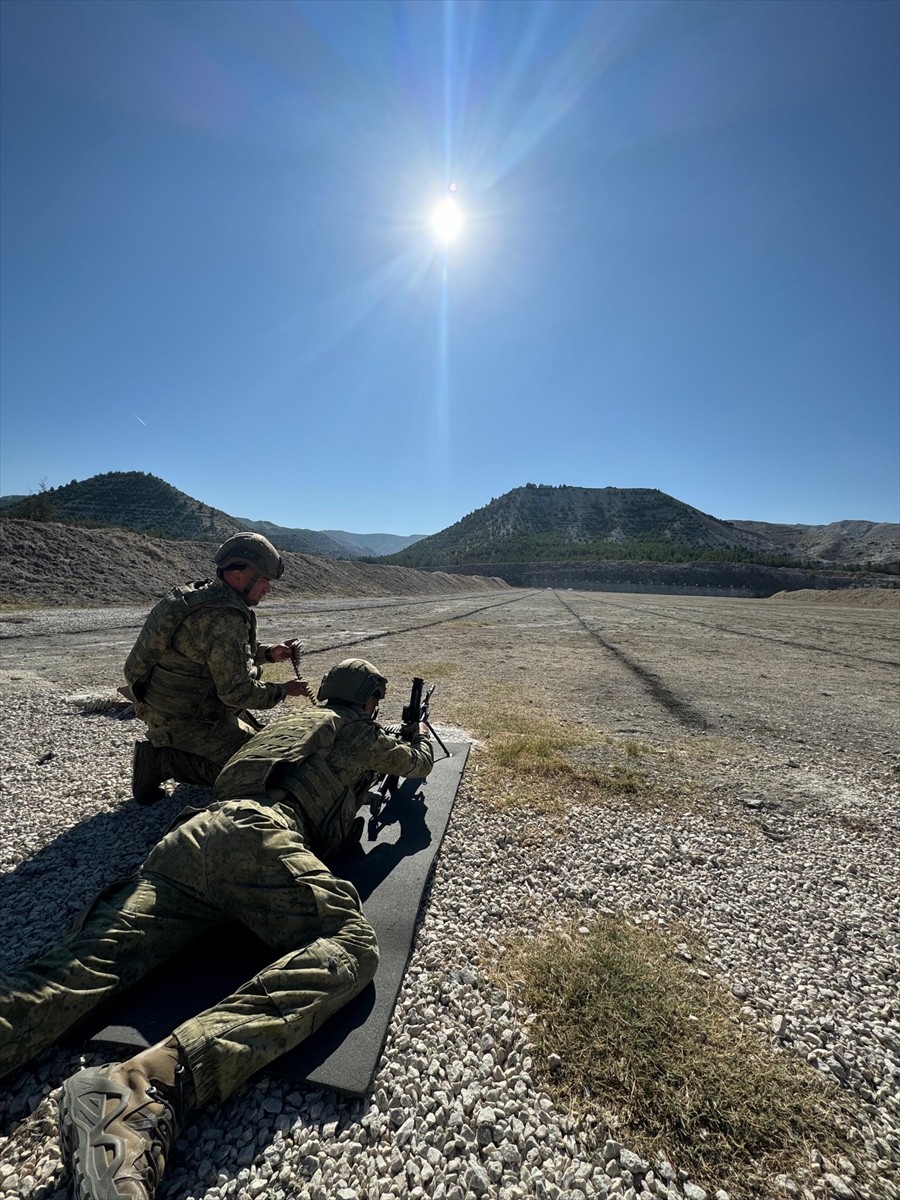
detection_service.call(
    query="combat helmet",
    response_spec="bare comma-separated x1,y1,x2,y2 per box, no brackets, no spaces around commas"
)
215,532,284,580
318,658,388,707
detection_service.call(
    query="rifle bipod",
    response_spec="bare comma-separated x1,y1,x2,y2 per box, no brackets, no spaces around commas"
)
422,718,451,762
367,676,454,840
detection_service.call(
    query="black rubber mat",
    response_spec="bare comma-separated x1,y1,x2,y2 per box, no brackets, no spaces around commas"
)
84,743,469,1096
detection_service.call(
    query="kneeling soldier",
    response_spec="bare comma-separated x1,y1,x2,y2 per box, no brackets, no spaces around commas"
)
0,659,433,1200
125,532,312,805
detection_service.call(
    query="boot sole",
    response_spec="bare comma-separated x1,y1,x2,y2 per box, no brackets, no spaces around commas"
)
132,743,165,806
59,1068,132,1200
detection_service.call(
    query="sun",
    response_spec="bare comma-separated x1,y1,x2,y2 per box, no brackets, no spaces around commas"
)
430,196,463,243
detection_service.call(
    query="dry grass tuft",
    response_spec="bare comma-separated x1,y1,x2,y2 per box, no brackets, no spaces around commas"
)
492,918,857,1198
449,683,729,812
386,660,461,681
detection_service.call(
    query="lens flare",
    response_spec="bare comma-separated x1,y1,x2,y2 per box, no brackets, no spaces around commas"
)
431,197,463,243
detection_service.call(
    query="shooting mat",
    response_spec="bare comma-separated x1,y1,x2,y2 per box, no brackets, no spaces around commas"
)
83,742,469,1096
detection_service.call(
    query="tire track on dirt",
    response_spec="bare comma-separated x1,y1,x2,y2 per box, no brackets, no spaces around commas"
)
617,597,900,647
272,593,497,617
0,593,507,641
554,591,710,730
567,593,899,667
300,591,539,657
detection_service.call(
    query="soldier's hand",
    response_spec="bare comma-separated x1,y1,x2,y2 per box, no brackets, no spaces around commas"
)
285,678,313,699
400,721,427,739
269,640,300,663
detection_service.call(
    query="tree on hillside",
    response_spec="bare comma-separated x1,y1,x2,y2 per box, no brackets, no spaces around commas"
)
21,480,54,522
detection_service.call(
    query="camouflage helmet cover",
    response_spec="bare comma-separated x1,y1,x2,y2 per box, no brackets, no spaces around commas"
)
317,658,388,706
215,532,284,580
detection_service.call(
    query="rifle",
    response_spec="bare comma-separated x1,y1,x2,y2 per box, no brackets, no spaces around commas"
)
368,676,450,839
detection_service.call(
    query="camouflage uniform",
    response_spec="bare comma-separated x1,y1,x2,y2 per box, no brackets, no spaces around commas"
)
0,703,433,1103
125,579,291,787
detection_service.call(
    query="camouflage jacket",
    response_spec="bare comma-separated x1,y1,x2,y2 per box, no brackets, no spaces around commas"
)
125,579,287,720
213,702,434,858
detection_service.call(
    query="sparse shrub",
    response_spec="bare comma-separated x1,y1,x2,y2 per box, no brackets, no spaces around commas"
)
492,918,857,1198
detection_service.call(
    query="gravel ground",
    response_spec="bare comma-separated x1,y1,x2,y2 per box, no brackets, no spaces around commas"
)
1,589,898,1200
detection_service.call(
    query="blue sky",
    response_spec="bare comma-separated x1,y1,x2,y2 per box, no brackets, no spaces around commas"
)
1,0,898,535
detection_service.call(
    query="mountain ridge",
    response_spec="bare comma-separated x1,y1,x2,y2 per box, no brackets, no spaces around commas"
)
0,473,416,559
2,475,897,569
381,484,899,569
727,519,900,566
320,530,427,556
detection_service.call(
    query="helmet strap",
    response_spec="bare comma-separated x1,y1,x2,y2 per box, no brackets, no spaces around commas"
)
219,564,262,603
239,570,262,603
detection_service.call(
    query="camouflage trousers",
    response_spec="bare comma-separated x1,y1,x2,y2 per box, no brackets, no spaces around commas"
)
0,799,379,1105
142,707,259,788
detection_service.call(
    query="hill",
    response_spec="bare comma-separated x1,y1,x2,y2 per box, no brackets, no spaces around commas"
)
728,519,900,566
2,473,350,558
382,484,785,568
321,530,427,556
382,484,899,570
0,519,508,608
6,475,897,573
233,517,349,557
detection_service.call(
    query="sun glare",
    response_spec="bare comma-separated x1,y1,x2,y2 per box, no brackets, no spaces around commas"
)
431,197,463,243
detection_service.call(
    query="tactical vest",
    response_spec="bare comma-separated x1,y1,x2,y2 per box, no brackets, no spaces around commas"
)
213,705,367,857
124,580,255,719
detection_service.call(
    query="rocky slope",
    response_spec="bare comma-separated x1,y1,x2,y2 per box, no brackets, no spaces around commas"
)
729,519,899,566
0,519,508,608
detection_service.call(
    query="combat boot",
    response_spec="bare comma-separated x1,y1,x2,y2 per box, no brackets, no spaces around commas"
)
131,741,166,806
59,1038,193,1200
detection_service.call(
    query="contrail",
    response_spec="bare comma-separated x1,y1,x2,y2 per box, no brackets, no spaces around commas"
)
133,414,146,426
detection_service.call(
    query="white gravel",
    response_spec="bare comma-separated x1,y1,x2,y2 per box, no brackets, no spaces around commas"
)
1,687,898,1200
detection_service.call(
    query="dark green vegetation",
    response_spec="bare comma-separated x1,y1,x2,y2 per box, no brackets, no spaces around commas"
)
494,919,857,1199
378,484,899,572
2,472,349,557
5,472,239,541
393,532,811,568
